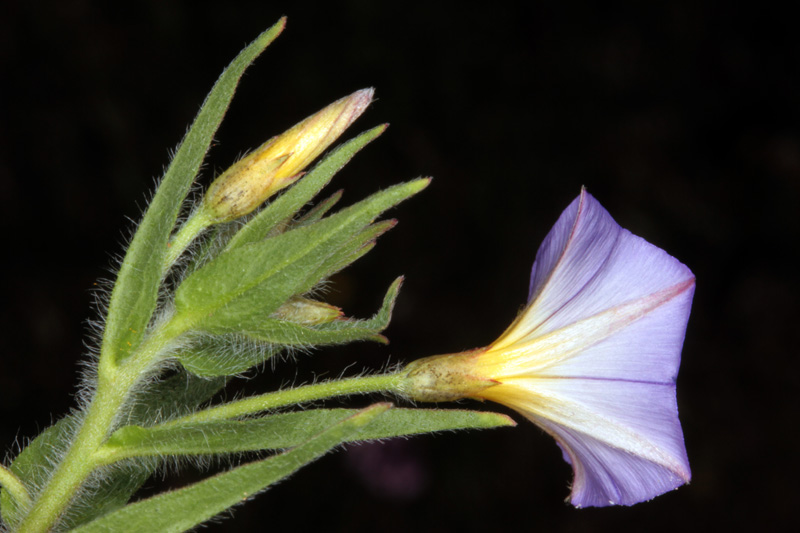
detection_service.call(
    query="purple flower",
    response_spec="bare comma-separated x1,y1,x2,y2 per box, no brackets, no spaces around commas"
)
403,189,694,507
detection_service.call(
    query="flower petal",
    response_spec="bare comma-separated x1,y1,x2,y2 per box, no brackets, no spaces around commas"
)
477,189,695,506
533,279,694,382
481,377,690,507
537,416,690,507
494,189,694,349
478,277,694,380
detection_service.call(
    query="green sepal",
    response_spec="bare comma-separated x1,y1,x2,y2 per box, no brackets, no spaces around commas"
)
101,19,285,366
0,372,225,530
225,124,387,251
72,404,391,533
174,179,429,336
100,407,515,462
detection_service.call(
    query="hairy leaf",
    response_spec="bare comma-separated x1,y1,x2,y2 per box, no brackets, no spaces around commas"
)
101,407,515,461
0,417,76,529
175,179,428,341
177,340,282,378
73,404,391,533
0,372,225,530
208,276,402,344
101,19,285,365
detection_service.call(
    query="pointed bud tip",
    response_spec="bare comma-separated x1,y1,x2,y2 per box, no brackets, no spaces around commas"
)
342,88,375,123
353,87,375,104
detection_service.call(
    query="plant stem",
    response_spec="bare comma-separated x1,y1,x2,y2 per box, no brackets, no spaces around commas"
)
15,318,190,533
163,208,214,269
0,463,31,509
159,373,405,428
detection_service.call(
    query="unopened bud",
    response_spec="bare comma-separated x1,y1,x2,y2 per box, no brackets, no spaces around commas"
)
204,88,374,222
273,296,343,326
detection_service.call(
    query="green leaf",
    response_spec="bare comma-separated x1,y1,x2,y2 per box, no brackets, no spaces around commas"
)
175,179,429,338
60,461,153,533
0,371,226,530
101,19,285,365
123,370,228,426
292,189,344,227
177,278,400,376
234,276,402,345
177,339,282,377
299,218,396,288
68,373,226,528
100,407,515,461
73,404,391,533
0,417,76,529
0,464,30,512
225,124,387,251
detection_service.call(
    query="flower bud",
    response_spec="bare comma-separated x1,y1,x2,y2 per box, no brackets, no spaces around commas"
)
204,88,374,222
272,296,343,325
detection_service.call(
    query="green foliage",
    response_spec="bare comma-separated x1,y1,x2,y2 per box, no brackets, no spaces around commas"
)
100,19,286,366
172,179,428,369
177,338,282,378
177,277,403,377
72,404,392,533
101,408,514,461
0,20,517,533
1,417,74,529
0,372,225,530
292,189,344,226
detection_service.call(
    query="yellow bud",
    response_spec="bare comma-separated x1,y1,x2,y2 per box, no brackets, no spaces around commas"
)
204,88,374,222
272,296,343,325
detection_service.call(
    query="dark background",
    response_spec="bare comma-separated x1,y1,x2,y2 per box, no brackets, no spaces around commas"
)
1,1,797,532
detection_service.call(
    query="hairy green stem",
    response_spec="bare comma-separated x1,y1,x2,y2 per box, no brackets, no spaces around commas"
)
0,464,31,509
163,208,214,269
159,373,405,428
16,317,191,533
